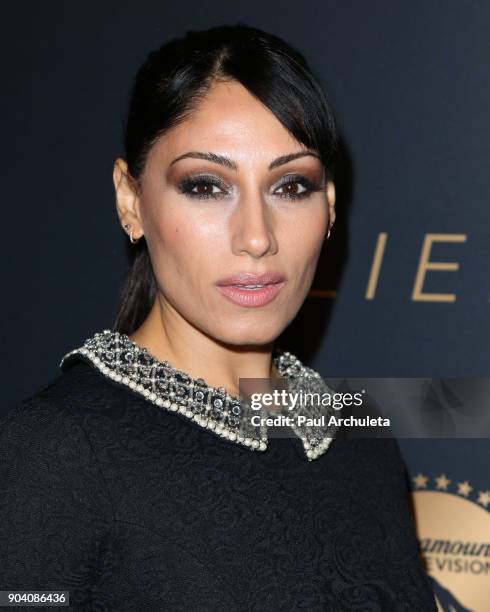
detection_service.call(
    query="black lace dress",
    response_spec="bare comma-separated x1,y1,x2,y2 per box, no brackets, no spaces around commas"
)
0,330,437,611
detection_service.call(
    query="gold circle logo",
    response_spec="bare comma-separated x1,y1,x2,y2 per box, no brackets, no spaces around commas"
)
412,475,490,612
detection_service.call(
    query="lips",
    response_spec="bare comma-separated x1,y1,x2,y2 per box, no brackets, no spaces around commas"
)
216,271,286,308
216,283,286,307
216,271,286,286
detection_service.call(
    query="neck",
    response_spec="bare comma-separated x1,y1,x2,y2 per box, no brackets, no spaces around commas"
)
128,295,279,398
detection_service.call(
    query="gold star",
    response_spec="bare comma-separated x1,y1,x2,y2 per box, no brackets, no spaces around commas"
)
435,474,451,491
413,473,428,489
457,481,473,497
477,491,490,508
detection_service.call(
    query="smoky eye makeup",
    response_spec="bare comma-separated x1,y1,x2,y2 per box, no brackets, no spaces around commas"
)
272,173,326,200
173,169,327,201
176,173,233,200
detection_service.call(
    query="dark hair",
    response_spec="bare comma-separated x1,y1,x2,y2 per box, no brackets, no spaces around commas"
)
113,23,339,335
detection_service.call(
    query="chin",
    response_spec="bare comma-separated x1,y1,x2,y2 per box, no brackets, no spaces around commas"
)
213,321,283,347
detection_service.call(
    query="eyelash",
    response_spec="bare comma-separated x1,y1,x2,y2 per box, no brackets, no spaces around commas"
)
177,174,323,201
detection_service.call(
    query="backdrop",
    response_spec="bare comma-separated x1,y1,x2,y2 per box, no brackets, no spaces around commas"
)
3,2,489,609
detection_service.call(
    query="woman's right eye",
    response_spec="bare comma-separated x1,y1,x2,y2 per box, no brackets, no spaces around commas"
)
178,176,229,200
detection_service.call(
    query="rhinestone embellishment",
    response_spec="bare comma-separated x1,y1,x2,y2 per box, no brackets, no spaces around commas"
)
59,329,337,461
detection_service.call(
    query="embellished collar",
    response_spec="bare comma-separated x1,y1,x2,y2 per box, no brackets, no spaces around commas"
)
59,329,337,461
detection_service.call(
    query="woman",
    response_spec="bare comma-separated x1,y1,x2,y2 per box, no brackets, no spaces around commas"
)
1,24,437,611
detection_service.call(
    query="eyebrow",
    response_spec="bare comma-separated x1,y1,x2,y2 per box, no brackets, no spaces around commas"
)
169,150,321,171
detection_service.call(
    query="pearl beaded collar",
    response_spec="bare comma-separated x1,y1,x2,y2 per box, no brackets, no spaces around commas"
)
59,329,337,461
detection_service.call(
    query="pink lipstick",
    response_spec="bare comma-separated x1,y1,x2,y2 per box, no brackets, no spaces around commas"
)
216,271,286,308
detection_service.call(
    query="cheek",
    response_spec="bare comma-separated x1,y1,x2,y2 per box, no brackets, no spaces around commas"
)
141,200,224,286
280,203,328,265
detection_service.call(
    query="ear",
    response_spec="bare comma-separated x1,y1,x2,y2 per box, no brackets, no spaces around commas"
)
113,158,144,239
326,180,336,228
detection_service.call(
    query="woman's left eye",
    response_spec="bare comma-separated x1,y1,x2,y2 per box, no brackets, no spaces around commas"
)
275,181,308,198
274,176,317,199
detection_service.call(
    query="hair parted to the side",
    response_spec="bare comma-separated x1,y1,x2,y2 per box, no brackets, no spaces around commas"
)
113,23,339,335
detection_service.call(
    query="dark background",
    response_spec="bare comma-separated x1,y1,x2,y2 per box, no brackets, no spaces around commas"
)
2,2,489,600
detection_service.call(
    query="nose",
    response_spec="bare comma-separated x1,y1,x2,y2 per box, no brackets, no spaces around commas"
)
231,189,278,258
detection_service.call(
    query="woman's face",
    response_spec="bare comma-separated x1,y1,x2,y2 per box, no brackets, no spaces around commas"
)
116,79,335,346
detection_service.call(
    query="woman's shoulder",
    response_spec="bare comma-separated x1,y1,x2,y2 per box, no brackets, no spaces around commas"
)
0,362,116,500
30,356,119,401
2,357,129,444
1,368,115,599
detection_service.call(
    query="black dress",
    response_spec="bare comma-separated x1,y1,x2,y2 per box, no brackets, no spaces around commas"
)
0,329,437,611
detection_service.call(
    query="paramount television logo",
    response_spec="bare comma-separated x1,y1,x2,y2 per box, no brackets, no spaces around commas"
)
412,472,490,611
421,538,490,574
